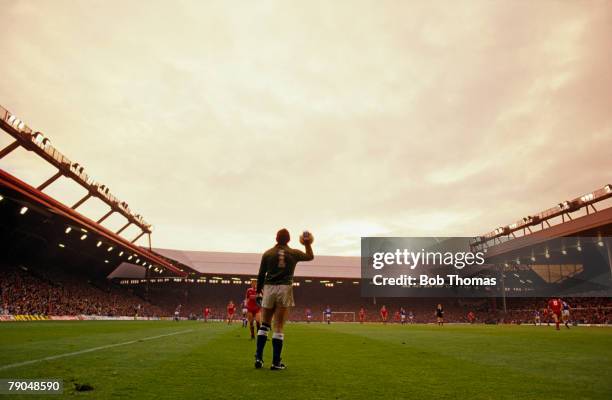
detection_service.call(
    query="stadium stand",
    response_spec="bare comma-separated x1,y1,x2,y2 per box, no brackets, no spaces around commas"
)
0,263,164,318
1,259,610,324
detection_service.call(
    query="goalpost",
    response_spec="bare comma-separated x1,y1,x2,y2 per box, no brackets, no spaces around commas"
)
322,311,355,322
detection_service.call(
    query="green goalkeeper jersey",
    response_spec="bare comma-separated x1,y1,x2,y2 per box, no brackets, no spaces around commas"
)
257,244,314,291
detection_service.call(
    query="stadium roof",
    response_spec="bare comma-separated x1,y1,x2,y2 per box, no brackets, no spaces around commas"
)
472,186,612,261
0,169,185,277
472,185,612,253
151,247,361,279
482,205,612,260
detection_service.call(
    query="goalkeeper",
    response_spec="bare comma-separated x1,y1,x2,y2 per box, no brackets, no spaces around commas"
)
254,228,314,370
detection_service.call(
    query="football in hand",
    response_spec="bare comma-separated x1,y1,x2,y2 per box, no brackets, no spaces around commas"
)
299,231,314,245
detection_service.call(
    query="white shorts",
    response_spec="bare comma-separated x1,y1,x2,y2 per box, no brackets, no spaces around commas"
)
562,310,570,317
262,284,295,308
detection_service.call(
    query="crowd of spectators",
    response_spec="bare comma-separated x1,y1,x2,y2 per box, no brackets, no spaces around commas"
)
0,265,164,317
2,265,610,324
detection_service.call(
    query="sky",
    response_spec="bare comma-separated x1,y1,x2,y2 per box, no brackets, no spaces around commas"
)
0,0,611,256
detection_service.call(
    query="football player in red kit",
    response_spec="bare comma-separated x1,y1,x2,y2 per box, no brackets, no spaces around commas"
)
245,280,262,339
203,307,210,322
548,298,563,330
380,305,388,324
467,311,475,324
543,308,550,326
359,307,366,324
227,301,236,324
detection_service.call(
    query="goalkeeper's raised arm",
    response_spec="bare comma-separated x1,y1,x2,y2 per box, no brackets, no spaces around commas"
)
300,232,314,261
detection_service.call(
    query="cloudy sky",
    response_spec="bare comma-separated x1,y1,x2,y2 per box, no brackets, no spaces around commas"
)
0,0,611,255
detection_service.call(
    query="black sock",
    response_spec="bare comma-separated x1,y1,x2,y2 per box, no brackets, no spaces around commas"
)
255,323,270,360
272,333,284,365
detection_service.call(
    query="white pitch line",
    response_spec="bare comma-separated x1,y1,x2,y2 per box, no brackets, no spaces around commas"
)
0,329,194,371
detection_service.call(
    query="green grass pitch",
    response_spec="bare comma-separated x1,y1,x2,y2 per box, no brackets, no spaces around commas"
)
0,321,611,399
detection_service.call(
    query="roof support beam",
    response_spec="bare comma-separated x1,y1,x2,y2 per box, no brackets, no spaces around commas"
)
72,193,92,209
116,221,132,235
37,171,63,191
0,140,19,159
97,209,114,223
131,230,146,244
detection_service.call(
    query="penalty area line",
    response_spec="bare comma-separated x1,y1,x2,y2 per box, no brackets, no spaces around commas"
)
0,329,194,371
